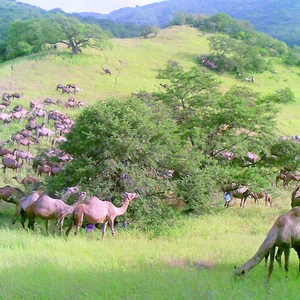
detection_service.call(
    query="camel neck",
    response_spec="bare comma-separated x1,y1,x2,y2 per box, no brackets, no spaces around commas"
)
115,198,130,216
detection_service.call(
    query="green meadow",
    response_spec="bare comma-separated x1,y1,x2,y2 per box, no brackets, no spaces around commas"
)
0,25,299,299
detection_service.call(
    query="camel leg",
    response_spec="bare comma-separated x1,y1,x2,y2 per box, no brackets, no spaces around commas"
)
12,204,22,225
59,217,65,236
20,208,27,229
108,220,115,237
275,248,283,267
294,247,300,275
28,216,35,230
283,247,290,277
45,220,50,235
268,246,276,278
102,222,108,240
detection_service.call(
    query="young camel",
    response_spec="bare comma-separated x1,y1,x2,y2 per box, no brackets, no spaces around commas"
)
26,187,83,236
66,192,139,239
234,206,300,280
251,192,272,207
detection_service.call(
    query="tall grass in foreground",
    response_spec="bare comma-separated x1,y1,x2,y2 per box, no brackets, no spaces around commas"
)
0,188,298,300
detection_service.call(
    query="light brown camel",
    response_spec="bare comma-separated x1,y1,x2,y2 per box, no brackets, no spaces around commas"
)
283,172,300,189
234,206,300,279
26,188,84,236
66,192,139,239
12,190,41,228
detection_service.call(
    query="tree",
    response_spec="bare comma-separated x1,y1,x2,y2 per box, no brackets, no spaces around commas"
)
0,13,111,60
44,62,300,219
42,14,112,54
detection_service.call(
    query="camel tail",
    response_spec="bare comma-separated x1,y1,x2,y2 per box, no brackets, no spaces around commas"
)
235,226,278,277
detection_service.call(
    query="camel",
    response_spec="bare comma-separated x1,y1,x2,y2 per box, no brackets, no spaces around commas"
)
225,185,258,208
291,186,300,207
102,67,112,76
26,187,84,236
275,170,288,187
66,192,139,239
37,164,52,177
283,172,300,188
234,206,300,279
12,175,40,188
12,191,41,227
2,156,23,174
251,192,272,207
0,185,25,205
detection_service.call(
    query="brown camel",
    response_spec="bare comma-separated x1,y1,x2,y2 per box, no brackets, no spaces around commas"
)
66,192,139,239
102,67,112,76
2,156,23,174
225,185,258,208
12,175,40,188
234,206,300,279
291,186,300,207
275,172,286,187
283,172,300,189
26,188,84,236
0,185,25,205
252,192,272,207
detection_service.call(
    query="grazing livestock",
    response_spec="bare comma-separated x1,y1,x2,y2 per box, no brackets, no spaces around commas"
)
66,192,139,240
27,189,86,236
12,191,41,227
283,172,300,188
36,123,56,141
291,186,300,207
2,156,23,174
224,185,258,208
37,164,52,177
12,175,40,187
235,206,300,279
0,185,25,205
102,67,112,75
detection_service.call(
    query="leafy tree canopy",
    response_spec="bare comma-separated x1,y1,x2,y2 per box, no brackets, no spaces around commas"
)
44,61,300,226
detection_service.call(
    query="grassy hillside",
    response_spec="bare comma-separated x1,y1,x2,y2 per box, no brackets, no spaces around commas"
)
0,26,299,136
0,26,299,299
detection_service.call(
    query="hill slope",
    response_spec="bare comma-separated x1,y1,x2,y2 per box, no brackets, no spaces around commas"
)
0,26,299,136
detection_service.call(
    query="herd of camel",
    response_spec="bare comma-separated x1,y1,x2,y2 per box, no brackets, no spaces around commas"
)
0,183,139,239
233,169,300,280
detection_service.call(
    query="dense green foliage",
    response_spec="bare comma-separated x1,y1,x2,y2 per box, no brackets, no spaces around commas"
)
42,60,300,227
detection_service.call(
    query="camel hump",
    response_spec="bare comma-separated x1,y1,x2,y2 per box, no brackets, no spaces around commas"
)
237,186,248,194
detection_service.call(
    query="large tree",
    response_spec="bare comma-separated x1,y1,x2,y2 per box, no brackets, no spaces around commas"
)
44,14,112,54
0,13,111,60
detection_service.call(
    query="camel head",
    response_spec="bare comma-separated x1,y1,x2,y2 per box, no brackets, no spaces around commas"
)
65,185,80,196
125,192,139,202
234,266,246,280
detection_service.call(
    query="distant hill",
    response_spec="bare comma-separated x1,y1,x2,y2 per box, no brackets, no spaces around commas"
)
79,0,300,46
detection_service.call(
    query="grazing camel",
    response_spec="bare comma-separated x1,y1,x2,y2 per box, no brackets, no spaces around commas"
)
0,185,25,205
12,175,40,188
66,192,139,239
234,206,300,279
26,188,84,236
251,192,272,207
225,185,258,208
102,67,112,76
37,164,52,177
12,191,41,227
2,156,23,174
283,172,300,188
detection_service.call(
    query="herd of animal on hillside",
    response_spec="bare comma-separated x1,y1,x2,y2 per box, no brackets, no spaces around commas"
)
0,82,300,280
